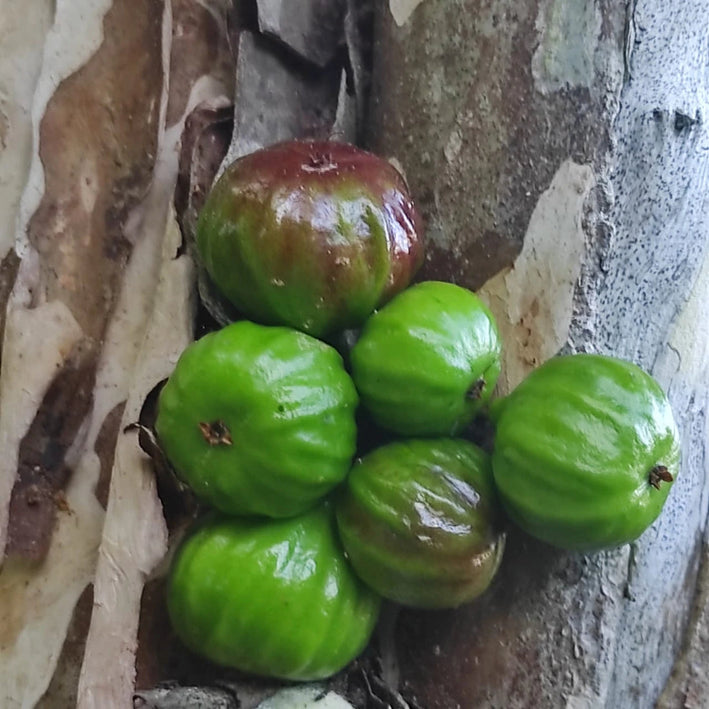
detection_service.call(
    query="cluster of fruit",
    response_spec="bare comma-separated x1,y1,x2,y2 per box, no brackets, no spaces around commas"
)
155,140,680,683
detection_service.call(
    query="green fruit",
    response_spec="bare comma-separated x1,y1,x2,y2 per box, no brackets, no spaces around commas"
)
167,506,381,680
350,281,502,436
491,354,680,551
196,140,424,337
336,439,505,608
155,320,358,518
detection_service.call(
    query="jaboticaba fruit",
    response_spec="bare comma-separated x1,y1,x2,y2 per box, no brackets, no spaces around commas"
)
335,439,505,608
155,320,358,518
490,354,680,551
167,506,381,681
196,139,424,337
350,281,502,436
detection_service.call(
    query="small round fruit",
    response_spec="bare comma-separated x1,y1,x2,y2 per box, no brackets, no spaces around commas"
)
350,281,502,436
196,140,424,337
167,506,381,681
491,354,681,551
336,439,505,608
155,320,358,518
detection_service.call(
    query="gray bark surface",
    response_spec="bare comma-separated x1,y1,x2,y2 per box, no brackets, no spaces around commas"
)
369,1,709,707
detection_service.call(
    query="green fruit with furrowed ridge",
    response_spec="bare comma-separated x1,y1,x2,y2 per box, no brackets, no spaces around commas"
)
196,140,424,337
155,320,358,518
167,506,381,680
491,354,680,550
336,439,505,608
350,281,502,436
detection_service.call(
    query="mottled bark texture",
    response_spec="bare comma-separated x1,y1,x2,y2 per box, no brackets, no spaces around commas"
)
0,0,232,706
1,0,708,707
369,1,709,708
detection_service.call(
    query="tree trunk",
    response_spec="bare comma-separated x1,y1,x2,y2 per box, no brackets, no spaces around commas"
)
0,1,707,707
368,2,709,707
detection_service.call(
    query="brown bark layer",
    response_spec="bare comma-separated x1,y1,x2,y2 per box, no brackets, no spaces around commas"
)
368,1,621,291
5,0,164,563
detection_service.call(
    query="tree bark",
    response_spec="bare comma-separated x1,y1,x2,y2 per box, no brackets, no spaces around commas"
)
368,1,709,707
0,1,707,707
0,1,234,706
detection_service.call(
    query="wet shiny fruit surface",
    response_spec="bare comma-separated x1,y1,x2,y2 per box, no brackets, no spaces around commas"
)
491,354,680,550
336,438,505,609
350,281,502,436
167,506,381,681
155,320,358,518
196,139,424,337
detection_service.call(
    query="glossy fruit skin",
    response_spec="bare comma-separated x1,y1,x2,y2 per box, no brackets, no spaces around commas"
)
350,281,502,436
155,321,358,518
167,506,381,681
336,439,505,608
491,354,681,551
196,140,424,337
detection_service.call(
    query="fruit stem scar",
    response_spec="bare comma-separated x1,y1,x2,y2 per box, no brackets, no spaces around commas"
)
199,420,233,446
466,378,486,401
648,464,674,490
302,151,337,173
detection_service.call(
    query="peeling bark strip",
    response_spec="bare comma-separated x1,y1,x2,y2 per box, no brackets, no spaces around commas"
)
217,29,342,172
174,100,234,238
480,159,594,393
93,400,127,510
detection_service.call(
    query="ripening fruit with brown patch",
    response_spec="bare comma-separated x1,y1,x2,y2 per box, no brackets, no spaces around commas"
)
196,140,424,337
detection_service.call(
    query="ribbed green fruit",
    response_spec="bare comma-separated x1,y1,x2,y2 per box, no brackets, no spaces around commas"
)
350,281,502,436
196,140,424,337
336,439,505,608
491,354,681,550
155,321,358,518
167,507,381,680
